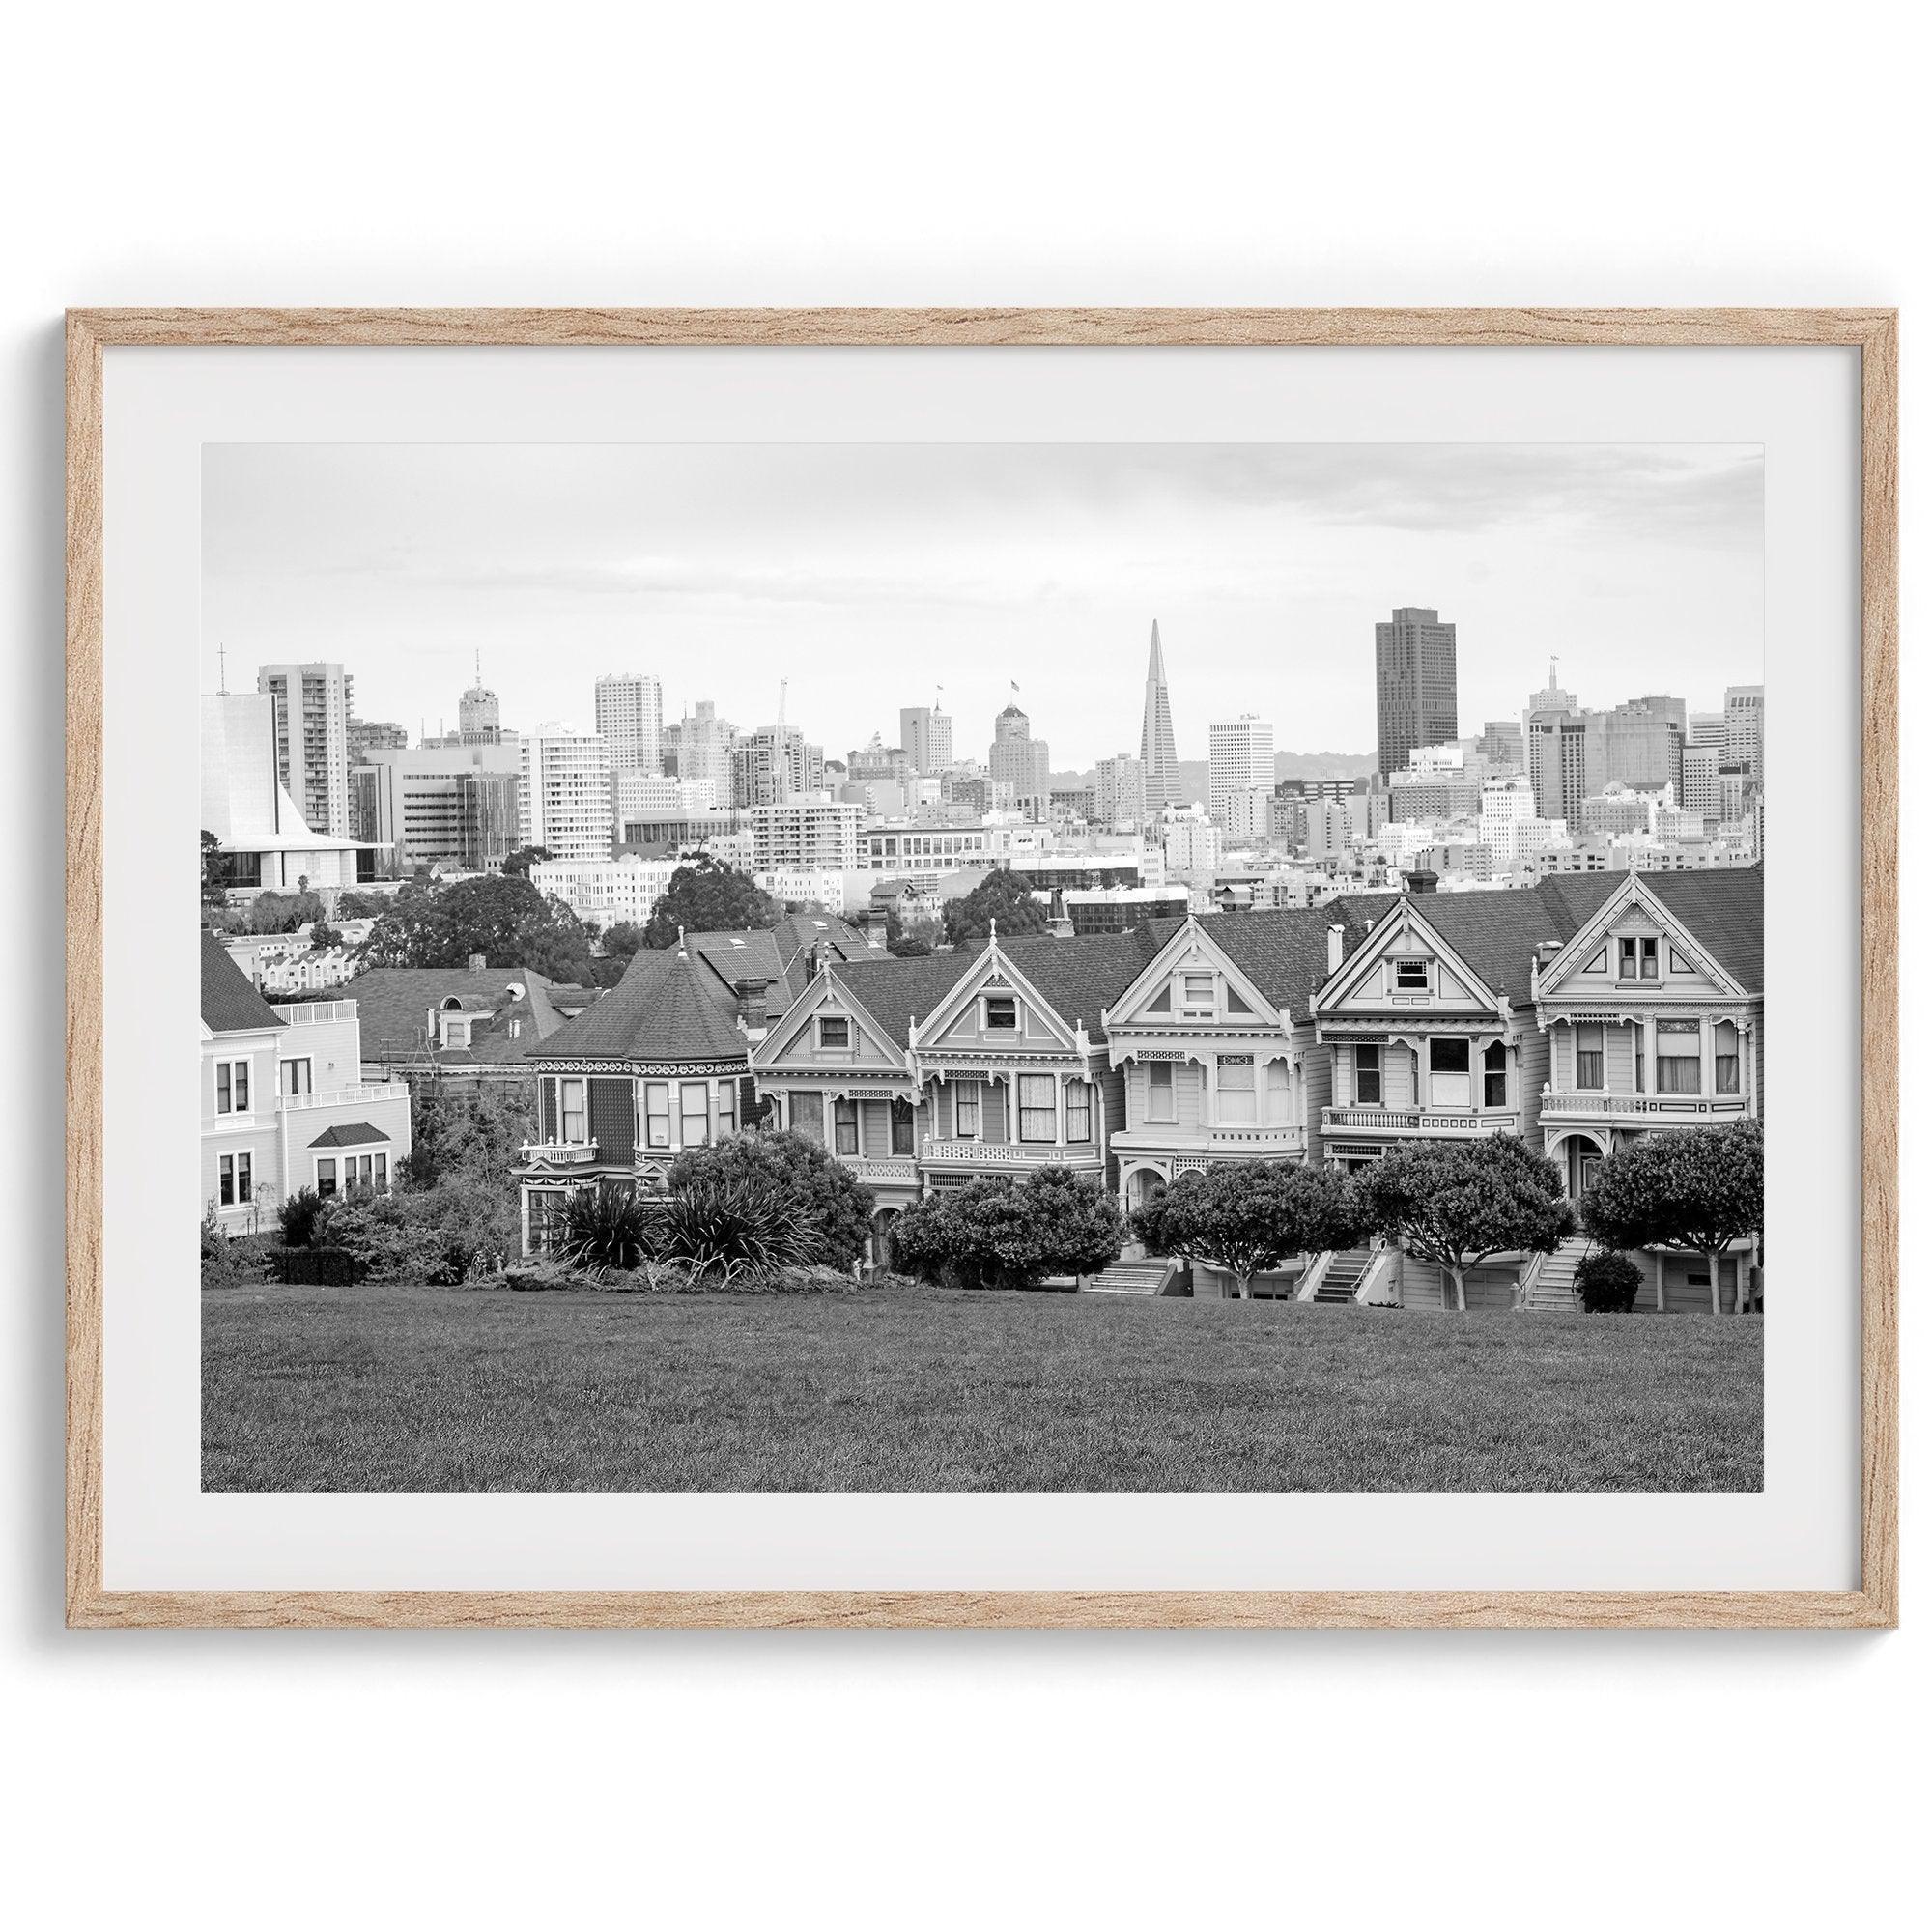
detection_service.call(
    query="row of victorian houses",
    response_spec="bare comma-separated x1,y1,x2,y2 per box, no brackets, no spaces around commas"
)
508,867,1764,1313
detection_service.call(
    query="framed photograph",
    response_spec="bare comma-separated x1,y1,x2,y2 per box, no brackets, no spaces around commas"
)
66,308,1896,1630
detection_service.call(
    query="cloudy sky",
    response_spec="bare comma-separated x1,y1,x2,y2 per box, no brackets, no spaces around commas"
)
202,443,1762,771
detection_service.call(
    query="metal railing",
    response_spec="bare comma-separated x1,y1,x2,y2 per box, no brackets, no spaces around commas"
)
282,1083,408,1111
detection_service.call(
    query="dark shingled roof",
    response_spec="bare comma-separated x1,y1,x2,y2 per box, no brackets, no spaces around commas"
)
308,1122,391,1149
1632,865,1763,993
202,930,287,1035
536,943,750,1065
680,912,879,1013
1388,882,1610,1007
1146,895,1404,1022
341,964,586,1066
997,930,1163,1036
830,952,978,1043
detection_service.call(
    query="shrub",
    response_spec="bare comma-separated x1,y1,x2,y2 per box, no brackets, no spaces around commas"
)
1575,1250,1644,1314
665,1130,875,1269
654,1176,806,1286
270,1246,365,1287
201,1208,247,1289
1132,1160,1365,1299
553,1182,658,1271
277,1185,327,1249
892,1168,1126,1292
315,1181,520,1285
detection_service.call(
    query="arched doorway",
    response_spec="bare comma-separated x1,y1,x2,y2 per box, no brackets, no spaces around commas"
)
1552,1131,1608,1203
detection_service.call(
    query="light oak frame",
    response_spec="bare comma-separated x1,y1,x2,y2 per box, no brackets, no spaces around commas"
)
65,307,1899,1630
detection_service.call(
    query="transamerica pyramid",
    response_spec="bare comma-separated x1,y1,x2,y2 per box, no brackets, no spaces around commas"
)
1138,619,1180,810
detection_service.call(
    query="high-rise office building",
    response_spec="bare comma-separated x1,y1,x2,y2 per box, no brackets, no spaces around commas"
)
898,704,953,775
1093,753,1146,829
1724,684,1764,776
358,741,524,874
1582,698,1684,798
1375,607,1459,776
519,725,613,860
347,718,408,764
1480,720,1527,772
732,724,825,808
458,660,502,745
1208,714,1275,835
1139,621,1180,811
256,662,354,838
672,700,739,794
203,693,366,892
1522,664,1582,823
593,672,664,775
989,701,1051,813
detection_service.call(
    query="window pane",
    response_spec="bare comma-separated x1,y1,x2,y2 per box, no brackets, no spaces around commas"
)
237,1153,252,1202
835,1097,859,1153
819,1016,849,1048
1395,959,1428,989
1065,1080,1092,1142
890,1098,915,1155
953,1083,979,1136
1019,1073,1056,1142
1218,1056,1256,1122
645,1082,670,1148
216,1064,232,1114
1146,1061,1176,1122
984,997,1016,1030
717,1082,736,1133
316,1158,336,1196
1429,1038,1469,1073
235,1062,249,1110
561,1078,587,1141
680,1082,710,1146
1354,1045,1381,1105
218,1156,234,1207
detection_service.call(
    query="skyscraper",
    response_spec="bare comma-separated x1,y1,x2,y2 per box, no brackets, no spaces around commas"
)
458,657,502,744
519,724,613,860
1724,684,1764,776
1375,607,1459,776
898,703,953,775
256,662,354,838
731,724,824,808
989,700,1051,813
1139,620,1180,811
594,672,665,775
1208,714,1274,838
1093,753,1146,829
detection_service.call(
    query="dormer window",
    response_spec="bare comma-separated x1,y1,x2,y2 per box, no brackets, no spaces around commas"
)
984,995,1017,1032
1619,935,1659,980
1394,958,1430,992
817,1015,850,1049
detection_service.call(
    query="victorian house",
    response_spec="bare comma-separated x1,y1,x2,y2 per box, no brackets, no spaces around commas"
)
1532,866,1762,1311
750,925,1152,1248
515,913,877,1251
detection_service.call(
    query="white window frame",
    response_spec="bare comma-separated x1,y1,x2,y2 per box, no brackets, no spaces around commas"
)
1392,957,1431,993
214,1056,252,1116
816,1015,850,1049
643,1081,671,1150
1017,1073,1057,1143
280,1056,313,1098
559,1076,588,1143
952,1081,980,1139
1065,1078,1093,1143
1145,1060,1177,1125
1216,1054,1258,1123
982,994,1018,1033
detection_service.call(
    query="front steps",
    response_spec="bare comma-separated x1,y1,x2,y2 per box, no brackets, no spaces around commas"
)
1313,1248,1378,1305
1085,1257,1178,1296
1520,1236,1591,1312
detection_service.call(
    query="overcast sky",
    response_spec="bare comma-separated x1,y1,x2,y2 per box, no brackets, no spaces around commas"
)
203,443,1762,770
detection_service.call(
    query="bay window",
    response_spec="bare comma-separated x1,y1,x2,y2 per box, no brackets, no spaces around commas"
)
1018,1074,1057,1143
315,1156,337,1198
680,1081,710,1148
1714,1020,1741,1094
1065,1079,1093,1143
1264,1059,1291,1122
559,1077,587,1143
643,1081,671,1149
1655,1020,1701,1094
1574,1023,1605,1090
717,1080,737,1135
1145,1060,1176,1124
1427,1037,1471,1107
1483,1040,1509,1108
1217,1055,1257,1123
1352,1044,1382,1106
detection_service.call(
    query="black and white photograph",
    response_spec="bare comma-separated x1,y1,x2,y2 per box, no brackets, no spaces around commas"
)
197,440,1767,1495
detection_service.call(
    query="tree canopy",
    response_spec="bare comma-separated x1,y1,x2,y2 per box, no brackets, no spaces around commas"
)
1133,1159,1366,1298
500,844,550,880
398,1082,535,1191
640,856,780,949
242,888,326,935
891,1168,1124,1291
1581,1120,1763,1314
942,868,1049,947
1355,1134,1572,1311
665,1127,875,1269
602,921,650,961
357,873,595,984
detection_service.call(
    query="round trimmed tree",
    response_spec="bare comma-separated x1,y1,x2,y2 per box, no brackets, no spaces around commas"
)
1133,1159,1366,1300
1354,1133,1573,1312
892,1168,1125,1291
1580,1119,1764,1315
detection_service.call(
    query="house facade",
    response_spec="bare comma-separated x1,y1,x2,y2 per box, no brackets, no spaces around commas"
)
201,930,412,1233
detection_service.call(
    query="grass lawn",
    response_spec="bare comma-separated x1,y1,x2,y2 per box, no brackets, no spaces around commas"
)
202,1280,1762,1493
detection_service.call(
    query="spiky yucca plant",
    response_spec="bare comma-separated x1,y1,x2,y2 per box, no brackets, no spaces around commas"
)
554,1181,658,1271
656,1176,805,1286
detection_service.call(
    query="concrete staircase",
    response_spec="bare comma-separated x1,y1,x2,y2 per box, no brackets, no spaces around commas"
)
1520,1236,1591,1312
1313,1248,1379,1306
1085,1257,1178,1296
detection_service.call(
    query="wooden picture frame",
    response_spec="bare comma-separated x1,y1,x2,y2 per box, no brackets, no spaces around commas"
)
65,307,1898,1630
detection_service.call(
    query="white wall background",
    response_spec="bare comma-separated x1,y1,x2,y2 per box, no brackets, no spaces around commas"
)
3,4,1921,1925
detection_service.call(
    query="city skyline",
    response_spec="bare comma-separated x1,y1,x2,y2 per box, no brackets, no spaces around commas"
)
203,442,1763,770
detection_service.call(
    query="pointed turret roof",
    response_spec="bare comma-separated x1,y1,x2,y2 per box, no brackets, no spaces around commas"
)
1147,618,1167,682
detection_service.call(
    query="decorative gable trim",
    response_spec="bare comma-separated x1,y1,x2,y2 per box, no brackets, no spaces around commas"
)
1311,902,1505,1019
1535,872,1748,1003
1101,916,1282,1036
912,939,1082,1055
751,969,909,1072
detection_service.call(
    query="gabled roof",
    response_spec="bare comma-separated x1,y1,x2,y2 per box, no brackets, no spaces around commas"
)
994,930,1163,1036
307,1122,391,1149
1380,882,1613,1008
1628,866,1762,993
1144,896,1401,1023
202,930,286,1035
829,951,979,1043
677,913,879,1014
535,943,750,1066
343,964,581,1065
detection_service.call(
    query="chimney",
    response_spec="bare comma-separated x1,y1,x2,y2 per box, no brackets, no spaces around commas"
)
734,977,771,1039
1047,887,1074,940
858,906,891,950
468,952,487,972
1326,924,1345,973
1404,868,1438,895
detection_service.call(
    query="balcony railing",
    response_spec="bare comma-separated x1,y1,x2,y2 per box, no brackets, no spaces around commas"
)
1114,1123,1306,1152
282,1083,407,1111
1322,1107,1518,1136
919,1139,1101,1167
1539,1091,1747,1121
846,1156,919,1185
517,1139,599,1168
